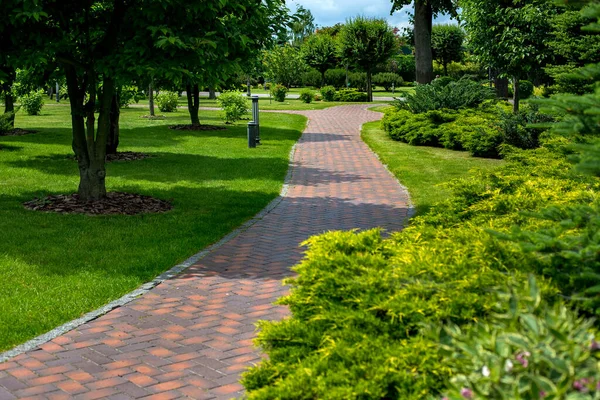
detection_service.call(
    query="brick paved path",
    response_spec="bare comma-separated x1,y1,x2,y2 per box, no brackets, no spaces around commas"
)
0,105,412,399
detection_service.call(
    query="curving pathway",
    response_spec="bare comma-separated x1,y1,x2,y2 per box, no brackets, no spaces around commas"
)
0,105,412,399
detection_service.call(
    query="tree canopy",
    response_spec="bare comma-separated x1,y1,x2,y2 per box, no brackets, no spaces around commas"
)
301,34,339,86
431,24,464,76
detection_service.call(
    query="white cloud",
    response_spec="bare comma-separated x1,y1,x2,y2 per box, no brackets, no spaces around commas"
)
288,0,454,31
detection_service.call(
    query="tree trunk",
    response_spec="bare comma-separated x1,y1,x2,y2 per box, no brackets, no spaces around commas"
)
494,75,509,99
321,70,326,88
247,78,251,97
366,70,373,102
208,87,216,100
106,92,120,155
443,63,448,76
148,82,155,116
186,83,200,126
414,1,434,84
4,92,15,129
513,77,520,114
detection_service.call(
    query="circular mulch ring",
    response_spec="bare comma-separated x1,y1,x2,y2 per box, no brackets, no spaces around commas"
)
106,151,151,162
0,128,38,136
168,124,226,131
23,192,173,216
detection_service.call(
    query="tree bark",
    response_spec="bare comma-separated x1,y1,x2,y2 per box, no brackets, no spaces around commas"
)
414,1,434,84
494,74,509,99
320,70,326,88
366,70,373,102
208,87,216,100
186,83,200,126
4,92,15,129
106,92,120,155
148,82,155,116
513,77,520,114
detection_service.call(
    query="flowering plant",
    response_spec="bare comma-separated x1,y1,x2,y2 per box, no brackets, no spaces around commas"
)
439,276,599,400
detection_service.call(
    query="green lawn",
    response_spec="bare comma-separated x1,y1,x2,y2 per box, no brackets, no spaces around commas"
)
0,104,306,351
362,115,504,215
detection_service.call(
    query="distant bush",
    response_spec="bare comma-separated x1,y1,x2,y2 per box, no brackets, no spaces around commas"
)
156,91,179,112
299,88,314,104
394,54,416,82
394,78,496,113
119,85,144,108
348,72,367,91
372,72,404,91
325,69,347,88
320,86,336,102
334,89,368,102
20,90,45,115
216,91,249,123
518,80,534,99
432,76,455,87
301,69,321,88
270,84,288,102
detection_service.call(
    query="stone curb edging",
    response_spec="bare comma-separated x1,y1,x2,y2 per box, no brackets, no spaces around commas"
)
0,119,304,364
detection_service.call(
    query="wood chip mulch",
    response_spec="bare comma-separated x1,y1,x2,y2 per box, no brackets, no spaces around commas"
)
0,128,38,136
168,124,226,131
106,151,151,162
23,192,173,215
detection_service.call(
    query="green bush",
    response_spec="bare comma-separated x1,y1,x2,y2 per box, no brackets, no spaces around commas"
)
298,88,314,104
0,112,15,134
155,91,179,112
372,72,404,91
216,91,249,123
20,90,44,115
325,68,347,88
301,69,321,88
348,72,367,91
433,76,455,87
333,89,368,102
270,84,288,102
395,78,496,113
320,86,336,102
394,54,416,82
441,276,600,400
518,80,534,99
119,85,143,108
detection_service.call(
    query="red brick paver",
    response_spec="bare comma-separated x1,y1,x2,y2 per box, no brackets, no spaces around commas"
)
0,105,411,399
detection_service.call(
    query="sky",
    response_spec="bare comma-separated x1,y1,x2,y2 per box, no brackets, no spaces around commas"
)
289,0,454,31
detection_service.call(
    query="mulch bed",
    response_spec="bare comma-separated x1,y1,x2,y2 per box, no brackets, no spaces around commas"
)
0,128,38,136
106,151,151,162
23,192,173,215
140,115,166,120
168,124,226,131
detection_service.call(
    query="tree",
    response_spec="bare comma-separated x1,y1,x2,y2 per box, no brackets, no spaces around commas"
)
391,0,458,84
289,5,315,47
431,24,464,76
301,34,339,87
263,45,308,88
461,0,555,112
339,17,397,102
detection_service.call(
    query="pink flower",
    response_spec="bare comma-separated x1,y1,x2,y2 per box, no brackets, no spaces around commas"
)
591,339,600,351
539,391,547,398
515,351,530,368
573,379,590,393
460,388,474,399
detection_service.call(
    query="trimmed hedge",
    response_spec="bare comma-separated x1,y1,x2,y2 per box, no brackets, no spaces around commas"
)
243,136,600,399
334,89,368,102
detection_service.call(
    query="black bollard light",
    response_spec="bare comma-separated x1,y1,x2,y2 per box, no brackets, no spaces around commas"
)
251,95,260,145
247,121,257,148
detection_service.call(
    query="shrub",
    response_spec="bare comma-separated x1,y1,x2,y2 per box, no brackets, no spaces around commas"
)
348,72,367,91
156,91,179,112
20,90,44,115
372,72,404,91
320,86,336,102
395,54,416,82
495,104,554,150
333,89,368,102
0,112,15,134
216,91,249,123
325,68,347,88
119,85,143,108
301,69,321,88
270,84,288,102
395,78,496,113
518,80,534,99
298,88,314,104
313,93,322,102
441,276,599,400
433,75,455,87
263,82,271,91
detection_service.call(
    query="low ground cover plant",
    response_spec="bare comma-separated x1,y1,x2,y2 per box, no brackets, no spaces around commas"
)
333,88,368,102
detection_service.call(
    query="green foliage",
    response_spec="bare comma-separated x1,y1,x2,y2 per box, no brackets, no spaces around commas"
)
320,85,336,101
301,69,321,88
441,276,600,400
216,91,249,123
394,78,496,114
333,89,368,102
394,54,416,82
155,91,179,112
301,34,338,80
339,17,397,73
348,72,367,91
372,72,404,91
0,112,14,134
118,85,143,108
324,68,347,88
431,24,465,74
495,104,554,150
545,64,597,95
270,84,288,102
298,88,314,104
518,80,534,99
20,90,44,115
263,45,308,88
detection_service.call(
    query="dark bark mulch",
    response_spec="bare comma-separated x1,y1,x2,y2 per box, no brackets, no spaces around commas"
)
106,151,151,162
0,128,38,136
168,124,226,131
140,115,166,120
23,192,173,216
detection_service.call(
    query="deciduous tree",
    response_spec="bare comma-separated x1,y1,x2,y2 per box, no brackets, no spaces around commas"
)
431,24,464,76
301,34,339,87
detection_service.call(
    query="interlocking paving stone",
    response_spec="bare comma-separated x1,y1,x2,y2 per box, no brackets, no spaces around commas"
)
0,105,412,398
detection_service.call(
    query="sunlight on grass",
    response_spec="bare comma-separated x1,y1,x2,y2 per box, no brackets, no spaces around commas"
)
0,104,306,351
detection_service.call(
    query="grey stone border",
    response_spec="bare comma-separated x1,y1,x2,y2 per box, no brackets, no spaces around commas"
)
0,116,305,364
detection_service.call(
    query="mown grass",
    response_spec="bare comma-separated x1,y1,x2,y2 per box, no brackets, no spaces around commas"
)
362,112,504,215
0,104,305,351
